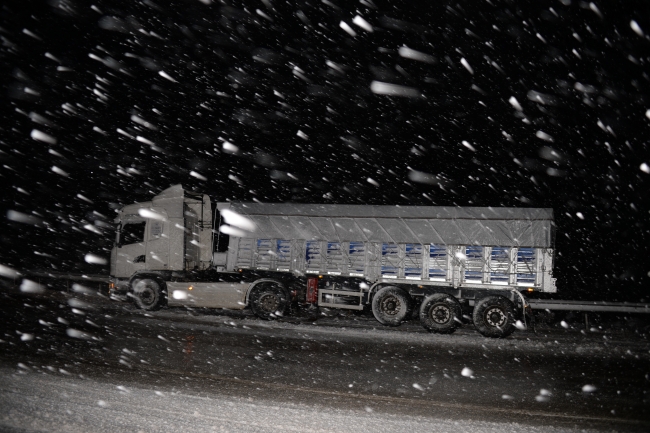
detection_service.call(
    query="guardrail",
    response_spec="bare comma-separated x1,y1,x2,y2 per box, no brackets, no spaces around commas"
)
2,270,109,293
528,299,650,314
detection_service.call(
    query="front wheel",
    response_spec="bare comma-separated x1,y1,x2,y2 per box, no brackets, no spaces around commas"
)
372,286,412,326
472,296,516,338
419,293,462,334
132,279,165,311
249,283,289,320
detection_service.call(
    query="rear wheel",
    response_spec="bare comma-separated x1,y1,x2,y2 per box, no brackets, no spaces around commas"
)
472,296,516,338
132,279,165,311
419,293,462,334
249,283,289,320
372,286,412,326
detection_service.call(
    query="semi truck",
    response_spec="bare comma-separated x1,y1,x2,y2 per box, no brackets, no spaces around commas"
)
109,184,563,338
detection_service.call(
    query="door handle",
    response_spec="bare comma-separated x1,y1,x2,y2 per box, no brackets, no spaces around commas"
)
134,255,145,263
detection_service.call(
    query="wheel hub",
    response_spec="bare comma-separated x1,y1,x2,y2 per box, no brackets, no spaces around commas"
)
380,295,401,316
141,289,153,303
134,282,155,305
485,307,506,327
430,305,451,324
258,293,279,313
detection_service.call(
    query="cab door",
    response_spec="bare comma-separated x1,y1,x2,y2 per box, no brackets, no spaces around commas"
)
145,217,169,270
115,221,147,278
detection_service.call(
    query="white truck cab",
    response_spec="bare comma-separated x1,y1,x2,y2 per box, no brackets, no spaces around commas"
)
110,185,213,292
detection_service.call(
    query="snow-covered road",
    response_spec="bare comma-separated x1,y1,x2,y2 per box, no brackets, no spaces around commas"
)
0,365,628,433
0,289,648,432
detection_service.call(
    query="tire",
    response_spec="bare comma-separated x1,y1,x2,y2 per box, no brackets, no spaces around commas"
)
132,278,165,311
419,293,462,334
472,295,516,338
372,286,412,326
249,283,289,320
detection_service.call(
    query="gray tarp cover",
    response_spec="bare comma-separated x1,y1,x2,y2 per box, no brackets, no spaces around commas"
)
219,203,554,248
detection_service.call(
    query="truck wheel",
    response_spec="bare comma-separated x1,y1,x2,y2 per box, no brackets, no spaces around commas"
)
419,293,462,334
249,283,288,320
132,279,165,311
372,286,412,327
472,296,516,338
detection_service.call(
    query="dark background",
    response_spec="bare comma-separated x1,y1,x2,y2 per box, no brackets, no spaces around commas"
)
1,0,649,301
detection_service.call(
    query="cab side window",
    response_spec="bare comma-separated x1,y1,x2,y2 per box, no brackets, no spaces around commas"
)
215,232,230,253
121,222,146,245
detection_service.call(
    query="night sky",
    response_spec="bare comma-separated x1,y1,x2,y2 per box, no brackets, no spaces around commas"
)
1,0,649,302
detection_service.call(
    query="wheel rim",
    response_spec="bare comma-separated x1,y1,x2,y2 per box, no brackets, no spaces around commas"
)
141,289,154,305
258,293,280,313
135,282,155,305
485,306,506,327
380,295,401,316
430,304,451,324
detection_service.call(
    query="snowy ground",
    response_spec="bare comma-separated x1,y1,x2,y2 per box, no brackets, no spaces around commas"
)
0,289,649,432
0,367,633,433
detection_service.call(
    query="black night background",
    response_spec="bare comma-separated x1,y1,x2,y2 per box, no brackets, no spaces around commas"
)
1,0,649,302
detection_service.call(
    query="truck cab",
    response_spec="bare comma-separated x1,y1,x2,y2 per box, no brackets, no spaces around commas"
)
109,185,212,294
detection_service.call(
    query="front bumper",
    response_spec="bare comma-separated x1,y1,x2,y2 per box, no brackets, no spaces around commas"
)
108,277,130,300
